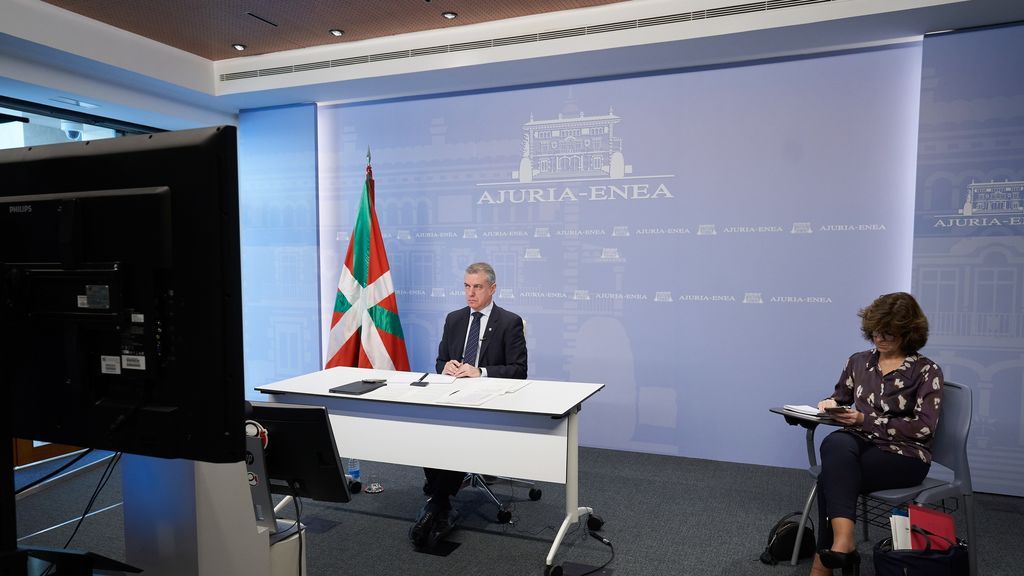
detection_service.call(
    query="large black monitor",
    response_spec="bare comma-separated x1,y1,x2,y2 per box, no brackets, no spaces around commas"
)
0,126,244,464
249,401,351,503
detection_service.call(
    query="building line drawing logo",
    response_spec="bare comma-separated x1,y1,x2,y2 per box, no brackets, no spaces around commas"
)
474,106,676,206
514,108,629,182
932,180,1024,229
959,180,1023,216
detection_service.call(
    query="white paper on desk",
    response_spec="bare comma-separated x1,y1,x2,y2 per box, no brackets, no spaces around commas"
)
503,380,531,394
455,378,525,394
398,387,453,403
386,374,458,386
436,389,500,406
365,385,410,400
783,404,822,417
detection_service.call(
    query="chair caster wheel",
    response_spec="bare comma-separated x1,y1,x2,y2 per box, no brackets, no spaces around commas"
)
543,564,562,576
529,488,542,501
497,507,512,524
587,513,604,531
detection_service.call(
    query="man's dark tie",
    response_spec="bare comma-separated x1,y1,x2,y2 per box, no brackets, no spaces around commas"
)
462,311,483,366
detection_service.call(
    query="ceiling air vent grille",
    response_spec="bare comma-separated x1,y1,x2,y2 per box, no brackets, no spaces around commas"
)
368,50,410,62
637,13,692,27
538,27,587,41
707,2,771,18
331,55,370,67
257,66,293,76
221,70,259,81
769,0,830,8
494,34,539,47
220,0,835,82
451,39,494,52
294,61,330,72
587,21,638,34
412,45,449,56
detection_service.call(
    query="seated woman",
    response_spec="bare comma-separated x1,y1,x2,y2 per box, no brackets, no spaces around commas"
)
811,292,944,576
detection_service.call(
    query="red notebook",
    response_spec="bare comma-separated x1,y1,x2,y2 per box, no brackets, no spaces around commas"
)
908,504,956,551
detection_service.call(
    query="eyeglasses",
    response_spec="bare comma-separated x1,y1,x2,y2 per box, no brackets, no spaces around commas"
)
871,331,897,342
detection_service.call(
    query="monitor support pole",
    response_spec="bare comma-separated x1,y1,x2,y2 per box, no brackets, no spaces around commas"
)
1,421,27,575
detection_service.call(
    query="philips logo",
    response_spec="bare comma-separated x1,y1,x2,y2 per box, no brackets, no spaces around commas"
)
8,205,32,214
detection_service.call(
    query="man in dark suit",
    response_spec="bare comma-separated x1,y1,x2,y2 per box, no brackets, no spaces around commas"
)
409,262,528,548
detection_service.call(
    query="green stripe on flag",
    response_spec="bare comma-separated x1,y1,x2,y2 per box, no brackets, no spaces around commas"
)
368,304,405,339
333,290,352,315
350,180,373,286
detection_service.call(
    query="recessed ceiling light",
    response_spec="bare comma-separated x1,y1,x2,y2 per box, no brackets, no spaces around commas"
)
329,29,344,37
232,44,247,51
442,11,457,20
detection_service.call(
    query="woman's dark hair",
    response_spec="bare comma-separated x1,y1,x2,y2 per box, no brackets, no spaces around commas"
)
859,292,929,354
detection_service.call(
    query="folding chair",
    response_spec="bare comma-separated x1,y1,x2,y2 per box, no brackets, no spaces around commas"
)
790,381,977,576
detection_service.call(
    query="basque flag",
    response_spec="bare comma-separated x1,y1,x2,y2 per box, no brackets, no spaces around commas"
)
325,151,410,371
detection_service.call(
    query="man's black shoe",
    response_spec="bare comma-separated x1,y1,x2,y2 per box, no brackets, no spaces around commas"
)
409,506,437,549
426,508,459,548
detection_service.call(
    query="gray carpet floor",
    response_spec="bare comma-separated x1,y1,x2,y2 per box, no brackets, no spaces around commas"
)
14,447,1024,575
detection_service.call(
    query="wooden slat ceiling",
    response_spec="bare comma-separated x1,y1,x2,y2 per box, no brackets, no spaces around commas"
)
43,0,628,61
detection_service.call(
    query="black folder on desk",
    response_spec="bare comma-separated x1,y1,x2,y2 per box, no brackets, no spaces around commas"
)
329,380,386,395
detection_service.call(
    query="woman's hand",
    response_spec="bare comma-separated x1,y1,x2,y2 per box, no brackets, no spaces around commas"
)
830,408,864,427
817,398,837,411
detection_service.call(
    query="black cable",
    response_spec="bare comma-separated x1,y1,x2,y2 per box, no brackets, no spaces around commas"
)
40,451,122,576
62,452,121,547
14,449,94,495
578,530,614,576
287,481,304,576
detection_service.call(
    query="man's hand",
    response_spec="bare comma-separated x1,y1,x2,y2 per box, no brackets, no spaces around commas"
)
452,363,481,378
442,360,462,376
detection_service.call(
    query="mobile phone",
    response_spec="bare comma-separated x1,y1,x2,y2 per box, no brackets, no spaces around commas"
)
824,406,852,414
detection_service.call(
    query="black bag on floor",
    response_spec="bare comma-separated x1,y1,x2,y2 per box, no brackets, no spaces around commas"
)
760,512,815,565
874,527,968,576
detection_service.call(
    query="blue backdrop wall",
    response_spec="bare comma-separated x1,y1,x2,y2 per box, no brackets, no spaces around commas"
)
912,23,1024,496
238,104,323,397
236,37,1024,494
314,44,922,470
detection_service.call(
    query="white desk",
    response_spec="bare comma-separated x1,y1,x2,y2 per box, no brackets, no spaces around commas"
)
256,367,604,570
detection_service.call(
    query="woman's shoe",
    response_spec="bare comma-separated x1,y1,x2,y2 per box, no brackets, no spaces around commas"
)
818,548,861,576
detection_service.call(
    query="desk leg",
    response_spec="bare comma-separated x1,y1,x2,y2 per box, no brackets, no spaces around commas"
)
545,407,593,568
805,426,818,469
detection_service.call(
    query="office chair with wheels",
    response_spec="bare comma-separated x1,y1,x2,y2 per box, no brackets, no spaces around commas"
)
462,472,542,523
790,381,977,576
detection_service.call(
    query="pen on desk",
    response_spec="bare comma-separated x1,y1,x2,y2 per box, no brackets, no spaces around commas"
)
415,372,429,383
448,390,458,396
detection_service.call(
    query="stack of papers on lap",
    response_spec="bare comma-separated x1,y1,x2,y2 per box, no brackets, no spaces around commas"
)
783,405,823,416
